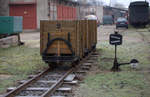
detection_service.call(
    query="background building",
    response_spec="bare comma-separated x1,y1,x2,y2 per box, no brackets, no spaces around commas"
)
8,0,126,30
0,0,9,16
9,0,79,30
103,6,128,22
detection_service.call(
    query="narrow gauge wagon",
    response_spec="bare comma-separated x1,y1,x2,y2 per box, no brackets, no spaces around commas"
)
40,20,97,67
0,16,22,38
129,1,149,27
0,16,24,45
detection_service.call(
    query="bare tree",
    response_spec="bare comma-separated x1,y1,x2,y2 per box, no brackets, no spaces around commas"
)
0,0,9,16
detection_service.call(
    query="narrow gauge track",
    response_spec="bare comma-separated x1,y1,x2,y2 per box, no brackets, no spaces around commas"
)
4,67,74,97
4,52,99,97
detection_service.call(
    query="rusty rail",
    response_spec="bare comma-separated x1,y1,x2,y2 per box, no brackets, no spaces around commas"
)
4,69,50,97
4,51,98,97
41,68,74,97
4,67,74,97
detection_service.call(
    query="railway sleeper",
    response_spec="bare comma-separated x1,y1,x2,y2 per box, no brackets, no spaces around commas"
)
92,52,99,55
28,75,62,79
86,60,95,63
19,80,78,85
75,70,87,74
82,63,92,67
64,74,75,82
7,87,72,92
64,80,78,85
19,80,57,84
90,54,99,57
15,96,41,97
89,57,98,60
15,96,65,97
81,66,90,70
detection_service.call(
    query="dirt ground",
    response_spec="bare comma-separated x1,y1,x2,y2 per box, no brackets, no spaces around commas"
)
97,25,116,41
20,32,40,48
21,32,40,41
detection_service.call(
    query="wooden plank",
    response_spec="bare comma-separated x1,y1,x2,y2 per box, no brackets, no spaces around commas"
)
80,20,84,57
40,20,44,54
40,20,97,59
41,20,78,55
76,20,80,57
80,20,84,58
74,21,77,58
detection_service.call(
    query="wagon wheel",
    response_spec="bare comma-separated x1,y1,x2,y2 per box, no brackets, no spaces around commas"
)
72,58,80,67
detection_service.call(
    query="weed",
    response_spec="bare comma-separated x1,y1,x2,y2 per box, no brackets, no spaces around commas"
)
0,46,48,93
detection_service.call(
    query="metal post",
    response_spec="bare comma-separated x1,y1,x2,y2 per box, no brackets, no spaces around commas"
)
115,45,117,59
111,45,120,71
17,33,24,46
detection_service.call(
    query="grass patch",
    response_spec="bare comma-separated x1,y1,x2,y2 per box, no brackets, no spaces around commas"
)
76,29,150,97
78,71,150,97
97,31,150,70
0,46,48,93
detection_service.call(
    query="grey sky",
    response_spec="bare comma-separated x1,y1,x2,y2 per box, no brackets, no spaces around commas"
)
101,0,149,8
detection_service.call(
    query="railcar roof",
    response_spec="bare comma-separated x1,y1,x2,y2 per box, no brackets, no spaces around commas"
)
129,1,149,6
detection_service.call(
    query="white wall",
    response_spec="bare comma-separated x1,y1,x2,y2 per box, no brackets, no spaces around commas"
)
96,6,103,23
0,0,9,16
36,0,49,29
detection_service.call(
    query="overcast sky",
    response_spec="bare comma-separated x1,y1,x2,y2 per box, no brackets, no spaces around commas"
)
100,0,149,8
